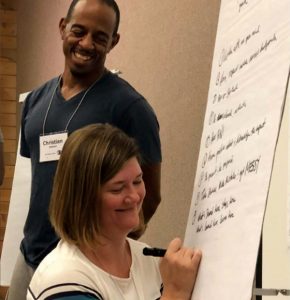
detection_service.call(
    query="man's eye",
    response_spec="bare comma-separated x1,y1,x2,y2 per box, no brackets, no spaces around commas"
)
95,36,108,45
100,38,107,43
72,30,84,37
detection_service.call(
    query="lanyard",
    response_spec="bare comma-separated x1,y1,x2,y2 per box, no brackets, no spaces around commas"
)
39,75,100,163
42,75,100,135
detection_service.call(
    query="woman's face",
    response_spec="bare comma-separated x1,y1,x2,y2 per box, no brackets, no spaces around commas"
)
99,157,145,236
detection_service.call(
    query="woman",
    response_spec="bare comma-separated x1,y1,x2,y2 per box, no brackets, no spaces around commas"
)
27,124,201,300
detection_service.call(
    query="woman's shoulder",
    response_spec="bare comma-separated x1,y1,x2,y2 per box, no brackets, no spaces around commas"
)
31,241,86,280
28,241,103,299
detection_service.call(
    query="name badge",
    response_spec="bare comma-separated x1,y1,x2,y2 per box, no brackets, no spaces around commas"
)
39,131,68,162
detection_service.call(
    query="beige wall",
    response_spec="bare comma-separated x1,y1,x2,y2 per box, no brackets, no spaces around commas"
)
16,0,221,248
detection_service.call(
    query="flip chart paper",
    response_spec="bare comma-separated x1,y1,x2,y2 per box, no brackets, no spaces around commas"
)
184,1,290,299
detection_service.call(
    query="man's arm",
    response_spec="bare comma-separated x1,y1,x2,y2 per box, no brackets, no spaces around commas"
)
128,162,161,239
120,98,162,238
142,162,161,224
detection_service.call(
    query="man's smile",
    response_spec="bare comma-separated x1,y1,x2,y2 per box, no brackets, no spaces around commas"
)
72,47,96,62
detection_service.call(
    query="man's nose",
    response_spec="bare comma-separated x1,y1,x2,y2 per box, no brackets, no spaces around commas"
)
79,34,94,49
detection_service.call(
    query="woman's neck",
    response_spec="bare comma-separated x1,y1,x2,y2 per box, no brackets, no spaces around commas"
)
79,237,132,278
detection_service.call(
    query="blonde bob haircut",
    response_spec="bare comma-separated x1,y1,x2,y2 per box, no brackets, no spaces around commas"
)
49,123,142,248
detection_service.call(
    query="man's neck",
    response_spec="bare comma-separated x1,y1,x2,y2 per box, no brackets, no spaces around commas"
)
60,68,107,100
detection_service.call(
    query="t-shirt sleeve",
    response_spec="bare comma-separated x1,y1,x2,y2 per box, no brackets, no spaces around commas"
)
20,97,31,158
119,98,162,164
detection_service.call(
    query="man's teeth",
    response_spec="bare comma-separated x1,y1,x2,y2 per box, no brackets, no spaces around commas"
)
75,52,92,61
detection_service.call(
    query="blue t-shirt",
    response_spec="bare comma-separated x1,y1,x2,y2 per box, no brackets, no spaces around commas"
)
20,71,161,268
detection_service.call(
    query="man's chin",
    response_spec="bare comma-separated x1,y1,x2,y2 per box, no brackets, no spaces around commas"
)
70,67,95,78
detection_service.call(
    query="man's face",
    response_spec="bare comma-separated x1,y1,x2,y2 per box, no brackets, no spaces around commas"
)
60,0,119,78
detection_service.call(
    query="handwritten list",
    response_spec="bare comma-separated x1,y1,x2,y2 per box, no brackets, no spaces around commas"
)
184,0,290,299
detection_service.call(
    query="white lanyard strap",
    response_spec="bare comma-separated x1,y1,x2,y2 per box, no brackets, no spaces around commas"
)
42,75,100,135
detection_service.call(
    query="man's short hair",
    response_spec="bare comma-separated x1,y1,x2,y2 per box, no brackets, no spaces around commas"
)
65,0,120,36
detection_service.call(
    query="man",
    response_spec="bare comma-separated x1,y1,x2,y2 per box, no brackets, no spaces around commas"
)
7,1,161,299
0,127,4,185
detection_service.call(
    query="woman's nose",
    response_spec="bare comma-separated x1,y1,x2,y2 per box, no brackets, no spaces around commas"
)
125,186,142,203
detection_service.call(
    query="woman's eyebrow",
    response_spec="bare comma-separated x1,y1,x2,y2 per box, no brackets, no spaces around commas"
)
110,173,143,185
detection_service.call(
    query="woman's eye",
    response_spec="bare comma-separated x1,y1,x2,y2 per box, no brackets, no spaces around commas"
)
133,180,142,186
110,187,123,194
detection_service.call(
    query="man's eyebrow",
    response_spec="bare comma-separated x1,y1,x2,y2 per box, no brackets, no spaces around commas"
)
70,24,85,30
69,24,110,39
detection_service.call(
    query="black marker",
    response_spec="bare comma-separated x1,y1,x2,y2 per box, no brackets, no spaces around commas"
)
143,247,166,257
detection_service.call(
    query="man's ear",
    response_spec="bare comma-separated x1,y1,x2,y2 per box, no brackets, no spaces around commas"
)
59,18,67,40
109,33,120,52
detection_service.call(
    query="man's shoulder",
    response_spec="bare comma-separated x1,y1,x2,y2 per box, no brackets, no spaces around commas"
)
25,77,59,104
103,72,144,100
99,72,157,118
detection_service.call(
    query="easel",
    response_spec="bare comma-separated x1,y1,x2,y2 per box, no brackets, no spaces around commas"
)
253,238,290,298
254,289,290,297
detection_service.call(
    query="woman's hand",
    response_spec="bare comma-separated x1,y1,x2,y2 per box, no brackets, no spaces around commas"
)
159,237,202,300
